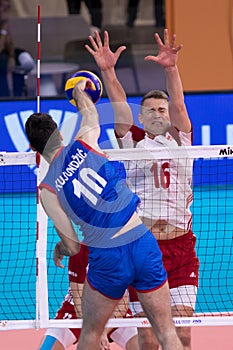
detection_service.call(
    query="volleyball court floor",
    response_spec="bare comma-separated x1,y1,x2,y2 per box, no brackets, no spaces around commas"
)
0,326,232,349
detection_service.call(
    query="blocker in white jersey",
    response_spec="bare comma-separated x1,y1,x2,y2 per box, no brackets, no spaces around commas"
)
120,125,193,234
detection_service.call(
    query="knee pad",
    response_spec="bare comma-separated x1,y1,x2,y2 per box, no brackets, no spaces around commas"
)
39,335,57,349
44,328,76,348
111,327,138,349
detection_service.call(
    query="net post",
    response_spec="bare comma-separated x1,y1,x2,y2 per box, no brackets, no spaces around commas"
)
36,154,50,329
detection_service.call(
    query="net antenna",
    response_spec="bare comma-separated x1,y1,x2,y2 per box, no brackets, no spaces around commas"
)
37,5,41,113
35,5,50,329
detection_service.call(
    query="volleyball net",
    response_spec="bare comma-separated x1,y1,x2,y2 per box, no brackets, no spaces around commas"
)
0,146,233,330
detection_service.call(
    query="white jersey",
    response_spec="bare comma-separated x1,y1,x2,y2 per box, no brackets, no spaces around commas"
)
119,126,193,231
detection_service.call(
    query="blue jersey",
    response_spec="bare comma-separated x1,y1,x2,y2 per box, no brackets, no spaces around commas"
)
40,140,145,248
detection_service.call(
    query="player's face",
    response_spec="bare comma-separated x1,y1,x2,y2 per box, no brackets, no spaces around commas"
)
139,98,171,137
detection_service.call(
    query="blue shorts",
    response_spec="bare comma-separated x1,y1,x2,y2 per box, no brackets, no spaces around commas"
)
87,230,167,299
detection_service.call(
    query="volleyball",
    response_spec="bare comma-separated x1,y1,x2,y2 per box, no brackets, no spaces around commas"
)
65,70,103,106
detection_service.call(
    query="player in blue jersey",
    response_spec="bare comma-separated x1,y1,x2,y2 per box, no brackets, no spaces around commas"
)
25,78,183,350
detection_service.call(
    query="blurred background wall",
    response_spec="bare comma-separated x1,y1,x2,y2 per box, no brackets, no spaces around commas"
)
8,0,233,93
166,0,233,91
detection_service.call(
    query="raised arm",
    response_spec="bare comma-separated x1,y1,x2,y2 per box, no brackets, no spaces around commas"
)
72,78,101,151
85,30,133,137
145,29,191,133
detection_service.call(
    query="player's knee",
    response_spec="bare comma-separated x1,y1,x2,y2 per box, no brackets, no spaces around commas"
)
125,334,139,350
179,335,191,349
176,327,191,349
139,340,159,350
138,328,159,350
39,335,64,350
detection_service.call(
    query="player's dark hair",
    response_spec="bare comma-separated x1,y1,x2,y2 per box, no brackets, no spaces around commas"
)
140,90,169,113
25,113,61,155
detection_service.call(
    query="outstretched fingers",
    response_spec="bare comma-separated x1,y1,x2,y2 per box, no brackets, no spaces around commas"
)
115,45,127,60
144,55,158,62
170,33,176,48
164,29,183,52
154,32,164,48
103,30,109,48
87,30,108,51
103,30,126,58
156,28,183,52
87,34,99,52
174,44,183,53
85,43,95,56
163,28,169,46
95,30,103,48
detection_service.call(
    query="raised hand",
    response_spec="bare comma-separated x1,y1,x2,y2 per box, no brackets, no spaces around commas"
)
72,77,93,102
145,28,183,68
85,30,126,71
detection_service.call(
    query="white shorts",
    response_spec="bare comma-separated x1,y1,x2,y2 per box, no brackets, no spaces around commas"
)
45,328,76,348
130,285,198,316
111,327,138,349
